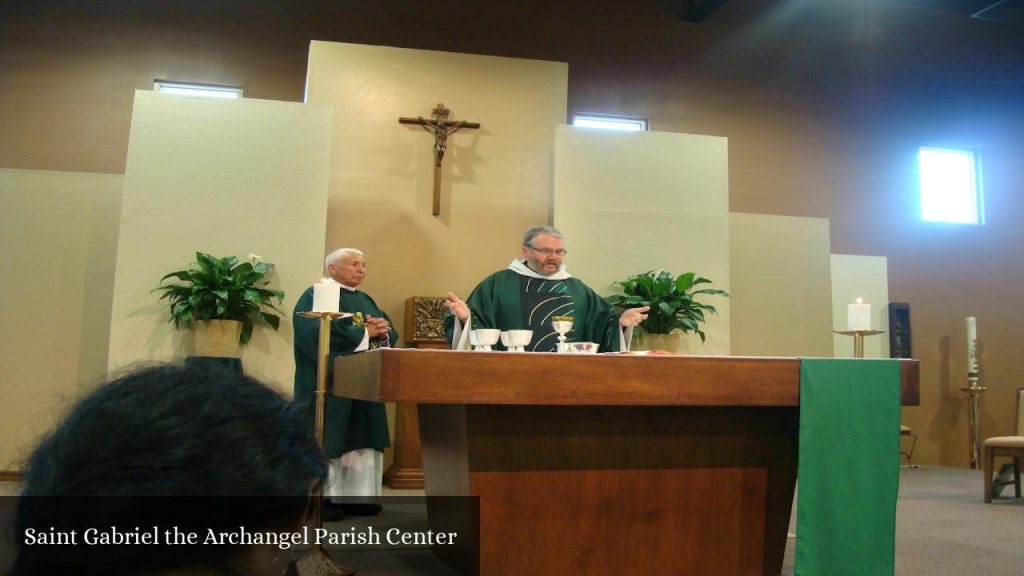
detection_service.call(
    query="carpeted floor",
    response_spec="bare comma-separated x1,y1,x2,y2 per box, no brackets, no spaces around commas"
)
885,466,1022,576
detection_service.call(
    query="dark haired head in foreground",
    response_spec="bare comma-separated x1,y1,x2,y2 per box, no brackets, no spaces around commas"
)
11,363,327,576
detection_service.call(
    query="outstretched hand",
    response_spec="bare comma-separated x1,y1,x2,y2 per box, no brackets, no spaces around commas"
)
444,291,470,322
619,306,650,328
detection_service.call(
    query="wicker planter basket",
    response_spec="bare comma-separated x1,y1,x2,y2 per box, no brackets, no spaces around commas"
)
194,319,242,358
632,331,682,353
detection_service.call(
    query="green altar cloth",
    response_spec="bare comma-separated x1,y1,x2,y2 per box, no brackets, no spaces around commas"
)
796,358,901,576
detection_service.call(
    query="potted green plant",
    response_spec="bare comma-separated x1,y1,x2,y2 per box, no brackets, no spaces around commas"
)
155,252,285,357
606,270,728,352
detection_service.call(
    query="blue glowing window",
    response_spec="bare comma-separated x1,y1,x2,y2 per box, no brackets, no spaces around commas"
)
919,146,982,224
571,113,647,132
154,81,242,100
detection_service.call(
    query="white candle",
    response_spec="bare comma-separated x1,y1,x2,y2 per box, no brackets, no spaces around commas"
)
312,278,340,313
966,316,978,376
847,297,871,331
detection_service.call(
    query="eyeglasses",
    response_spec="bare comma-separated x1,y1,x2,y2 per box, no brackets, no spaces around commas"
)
526,245,568,257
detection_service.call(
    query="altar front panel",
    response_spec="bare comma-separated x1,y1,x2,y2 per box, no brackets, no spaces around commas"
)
449,404,796,575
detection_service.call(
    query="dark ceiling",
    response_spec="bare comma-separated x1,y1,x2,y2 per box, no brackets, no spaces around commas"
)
684,0,1024,24
899,0,1024,24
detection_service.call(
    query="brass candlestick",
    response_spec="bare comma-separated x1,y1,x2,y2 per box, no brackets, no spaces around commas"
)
833,329,886,358
959,375,987,470
297,310,354,576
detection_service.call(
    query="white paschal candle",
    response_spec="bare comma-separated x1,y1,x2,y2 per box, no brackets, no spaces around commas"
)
966,316,978,376
312,279,340,313
847,298,871,331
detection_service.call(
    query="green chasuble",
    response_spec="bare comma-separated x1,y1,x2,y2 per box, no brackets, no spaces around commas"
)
796,358,901,576
293,285,395,459
449,268,622,352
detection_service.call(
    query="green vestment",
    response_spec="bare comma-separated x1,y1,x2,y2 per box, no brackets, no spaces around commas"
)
447,268,622,352
293,286,395,459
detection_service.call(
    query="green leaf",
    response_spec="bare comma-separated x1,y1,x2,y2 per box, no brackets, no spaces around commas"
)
675,272,696,292
239,319,254,344
159,271,193,283
657,301,674,317
196,252,219,271
632,274,654,296
262,313,281,330
253,262,274,275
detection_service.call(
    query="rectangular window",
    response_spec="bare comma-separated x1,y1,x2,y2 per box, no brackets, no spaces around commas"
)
154,80,243,100
918,146,982,224
571,113,647,132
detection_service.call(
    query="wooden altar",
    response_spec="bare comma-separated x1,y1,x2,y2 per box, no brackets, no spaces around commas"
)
335,349,919,576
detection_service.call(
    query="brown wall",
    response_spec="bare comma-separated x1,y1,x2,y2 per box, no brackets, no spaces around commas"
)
3,0,1023,467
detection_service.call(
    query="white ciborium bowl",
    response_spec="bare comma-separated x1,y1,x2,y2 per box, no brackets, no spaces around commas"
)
472,328,501,351
505,329,533,352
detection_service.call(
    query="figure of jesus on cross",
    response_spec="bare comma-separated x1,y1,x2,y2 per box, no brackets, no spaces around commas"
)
400,103,481,216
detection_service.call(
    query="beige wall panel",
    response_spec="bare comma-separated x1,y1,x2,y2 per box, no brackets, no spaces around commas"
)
305,41,568,327
107,91,331,390
729,213,833,357
0,169,123,469
553,127,730,355
831,254,890,359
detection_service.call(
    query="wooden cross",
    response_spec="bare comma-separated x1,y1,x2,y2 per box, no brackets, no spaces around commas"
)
400,103,481,216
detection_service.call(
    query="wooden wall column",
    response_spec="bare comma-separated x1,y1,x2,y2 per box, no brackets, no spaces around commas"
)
383,297,449,489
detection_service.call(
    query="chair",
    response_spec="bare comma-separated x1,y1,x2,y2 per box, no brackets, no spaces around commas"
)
900,425,918,468
983,387,1024,503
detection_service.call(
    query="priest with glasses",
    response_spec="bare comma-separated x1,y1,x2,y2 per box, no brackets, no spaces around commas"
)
444,226,648,352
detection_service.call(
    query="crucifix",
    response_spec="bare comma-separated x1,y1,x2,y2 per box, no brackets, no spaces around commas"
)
399,103,481,216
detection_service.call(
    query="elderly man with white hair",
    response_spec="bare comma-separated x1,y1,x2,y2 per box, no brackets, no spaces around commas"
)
293,247,396,520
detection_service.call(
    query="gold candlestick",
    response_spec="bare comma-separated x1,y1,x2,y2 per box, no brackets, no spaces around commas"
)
297,310,354,576
833,329,886,358
959,375,987,470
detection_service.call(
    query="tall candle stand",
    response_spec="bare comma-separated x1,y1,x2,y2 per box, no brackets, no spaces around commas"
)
959,374,986,470
833,329,886,358
297,310,354,576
